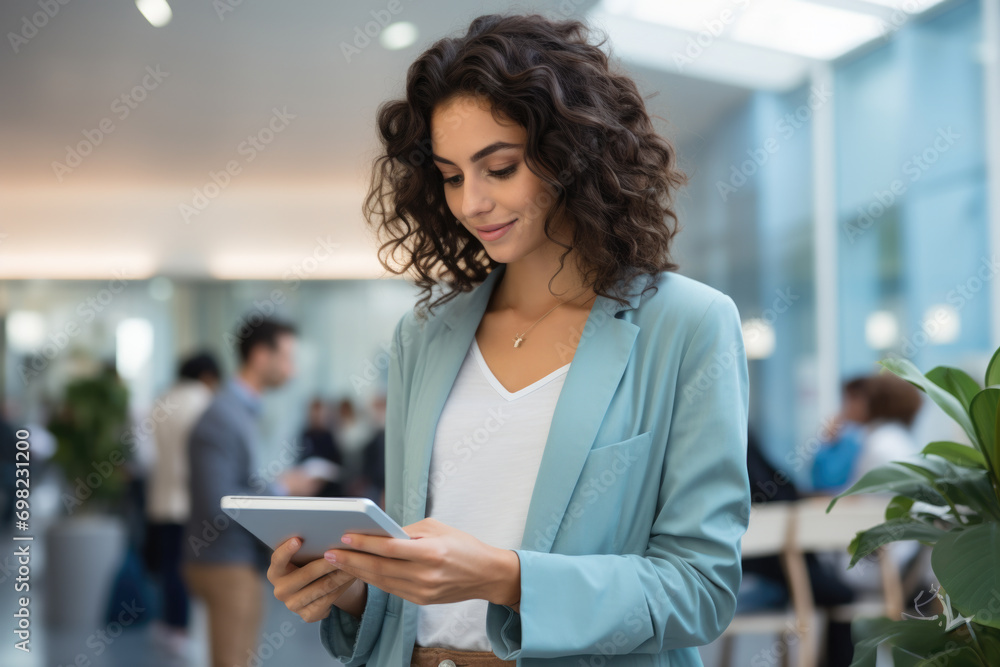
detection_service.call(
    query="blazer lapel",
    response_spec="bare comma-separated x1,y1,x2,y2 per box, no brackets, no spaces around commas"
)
519,287,642,553
399,265,507,526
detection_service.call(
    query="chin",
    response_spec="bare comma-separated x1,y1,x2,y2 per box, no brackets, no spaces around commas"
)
482,235,550,266
482,246,523,265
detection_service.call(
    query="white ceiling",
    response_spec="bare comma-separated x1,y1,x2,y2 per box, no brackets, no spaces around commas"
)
0,0,751,279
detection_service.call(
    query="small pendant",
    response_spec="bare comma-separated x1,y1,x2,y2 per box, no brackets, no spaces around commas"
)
513,335,524,348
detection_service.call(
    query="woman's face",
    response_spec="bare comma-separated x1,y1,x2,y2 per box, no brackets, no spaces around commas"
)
430,94,565,264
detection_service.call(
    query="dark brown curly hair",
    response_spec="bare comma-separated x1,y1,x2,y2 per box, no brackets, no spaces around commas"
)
364,12,687,318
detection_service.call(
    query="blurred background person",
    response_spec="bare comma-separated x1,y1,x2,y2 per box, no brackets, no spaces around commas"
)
811,371,924,494
807,370,928,641
358,392,387,507
143,351,221,657
332,397,376,489
297,397,345,497
811,376,871,494
825,371,926,596
183,317,322,667
851,372,924,482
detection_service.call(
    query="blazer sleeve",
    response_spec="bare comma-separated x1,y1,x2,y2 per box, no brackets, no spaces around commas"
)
319,315,407,665
485,294,751,659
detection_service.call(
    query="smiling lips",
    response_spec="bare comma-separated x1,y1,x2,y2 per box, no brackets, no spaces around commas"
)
476,218,517,241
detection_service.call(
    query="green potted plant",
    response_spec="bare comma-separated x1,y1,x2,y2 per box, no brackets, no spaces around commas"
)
48,363,131,512
44,363,132,628
826,346,1000,665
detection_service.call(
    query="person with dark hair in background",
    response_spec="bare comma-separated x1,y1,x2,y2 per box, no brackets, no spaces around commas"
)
333,397,377,488
183,318,322,667
817,370,925,609
812,371,923,493
811,376,870,493
851,371,923,481
298,398,345,498
144,351,222,656
358,393,387,508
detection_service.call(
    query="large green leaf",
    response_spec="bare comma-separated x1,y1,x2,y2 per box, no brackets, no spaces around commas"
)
969,388,1000,483
986,346,1000,387
927,366,982,412
923,441,987,469
899,456,1000,521
931,523,1000,630
909,646,989,666
976,625,1000,664
951,472,1000,522
849,617,962,667
851,616,996,667
847,518,946,567
885,495,915,520
829,463,950,512
880,358,979,447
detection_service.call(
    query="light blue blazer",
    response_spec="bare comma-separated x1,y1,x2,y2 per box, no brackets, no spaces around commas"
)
321,263,751,667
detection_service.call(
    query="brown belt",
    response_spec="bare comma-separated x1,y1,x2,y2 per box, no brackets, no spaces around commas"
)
410,644,516,667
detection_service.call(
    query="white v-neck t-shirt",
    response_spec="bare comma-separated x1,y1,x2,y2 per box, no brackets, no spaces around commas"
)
415,337,570,651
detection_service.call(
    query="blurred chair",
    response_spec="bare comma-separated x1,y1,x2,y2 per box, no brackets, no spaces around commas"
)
720,501,813,667
794,496,904,625
721,496,904,667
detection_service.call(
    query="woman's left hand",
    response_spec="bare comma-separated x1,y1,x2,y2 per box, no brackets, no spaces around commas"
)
324,517,521,609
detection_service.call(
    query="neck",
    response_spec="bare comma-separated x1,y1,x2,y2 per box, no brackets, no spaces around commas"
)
492,246,596,317
237,369,264,395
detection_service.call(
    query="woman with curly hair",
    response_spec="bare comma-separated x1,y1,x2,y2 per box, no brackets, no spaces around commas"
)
268,12,750,667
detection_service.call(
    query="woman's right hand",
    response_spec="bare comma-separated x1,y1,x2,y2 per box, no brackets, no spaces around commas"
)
267,537,365,623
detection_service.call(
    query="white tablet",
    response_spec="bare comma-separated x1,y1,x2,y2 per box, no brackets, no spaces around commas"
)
220,496,409,563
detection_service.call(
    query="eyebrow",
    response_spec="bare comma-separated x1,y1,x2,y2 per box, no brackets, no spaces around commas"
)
431,141,523,166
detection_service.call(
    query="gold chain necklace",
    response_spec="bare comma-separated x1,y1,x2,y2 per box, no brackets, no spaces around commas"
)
507,286,594,348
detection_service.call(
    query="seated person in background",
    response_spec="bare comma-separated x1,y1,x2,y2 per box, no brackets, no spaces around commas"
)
851,371,923,482
815,371,925,598
812,371,924,493
811,376,870,493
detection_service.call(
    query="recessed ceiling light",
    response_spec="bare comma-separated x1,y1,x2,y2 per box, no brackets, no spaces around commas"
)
853,0,950,11
149,276,175,301
601,0,892,61
135,0,172,28
742,318,776,360
923,304,960,345
117,318,155,380
380,22,418,51
6,311,47,353
865,310,899,349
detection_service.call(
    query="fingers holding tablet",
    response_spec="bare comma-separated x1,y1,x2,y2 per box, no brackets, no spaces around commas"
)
288,570,357,623
268,536,302,577
224,498,397,622
268,537,360,623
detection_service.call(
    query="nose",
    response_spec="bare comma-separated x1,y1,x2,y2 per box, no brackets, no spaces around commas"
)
460,172,494,220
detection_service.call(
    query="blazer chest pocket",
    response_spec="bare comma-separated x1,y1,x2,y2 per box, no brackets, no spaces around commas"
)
563,431,655,551
590,430,653,452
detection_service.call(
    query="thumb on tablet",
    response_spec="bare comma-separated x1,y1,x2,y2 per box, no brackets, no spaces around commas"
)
401,517,444,539
272,536,302,571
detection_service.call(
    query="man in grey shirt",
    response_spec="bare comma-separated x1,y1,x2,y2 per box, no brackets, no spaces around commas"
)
183,317,320,667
